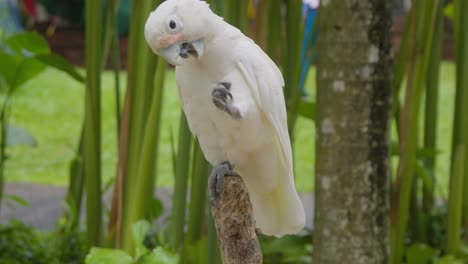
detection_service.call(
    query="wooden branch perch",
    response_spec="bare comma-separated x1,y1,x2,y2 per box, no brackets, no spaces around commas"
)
211,175,263,264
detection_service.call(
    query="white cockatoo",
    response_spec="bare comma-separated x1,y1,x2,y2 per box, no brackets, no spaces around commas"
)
145,0,305,236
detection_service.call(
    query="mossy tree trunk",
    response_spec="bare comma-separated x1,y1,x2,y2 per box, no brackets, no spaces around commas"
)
313,0,392,263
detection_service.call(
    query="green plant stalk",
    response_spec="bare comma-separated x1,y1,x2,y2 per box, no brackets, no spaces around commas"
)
101,0,119,70
390,0,438,262
422,0,443,214
285,0,303,134
122,57,166,252
106,0,122,136
446,146,464,254
453,0,461,55
0,75,8,212
186,142,210,244
0,61,24,216
121,0,158,249
0,110,5,213
143,61,158,120
409,177,423,242
85,0,103,247
207,207,222,264
238,0,249,35
255,0,267,48
124,0,156,192
392,4,413,137
265,0,281,63
224,1,235,25
458,0,468,232
65,130,85,230
108,91,131,248
208,0,224,16
170,114,193,250
180,141,210,264
112,23,122,135
450,0,463,174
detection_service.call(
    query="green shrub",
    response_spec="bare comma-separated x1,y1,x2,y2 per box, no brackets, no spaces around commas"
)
0,221,87,264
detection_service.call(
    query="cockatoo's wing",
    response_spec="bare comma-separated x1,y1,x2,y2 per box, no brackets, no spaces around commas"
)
236,38,305,236
236,39,292,176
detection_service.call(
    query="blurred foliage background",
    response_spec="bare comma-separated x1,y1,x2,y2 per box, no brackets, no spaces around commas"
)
0,0,467,263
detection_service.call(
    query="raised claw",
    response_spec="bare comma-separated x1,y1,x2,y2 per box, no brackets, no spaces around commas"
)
211,82,242,119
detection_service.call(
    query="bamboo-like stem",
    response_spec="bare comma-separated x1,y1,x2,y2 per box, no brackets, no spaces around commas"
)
127,57,167,238
392,4,414,138
390,0,439,262
211,175,262,264
112,17,122,137
285,0,303,135
170,114,193,250
238,0,249,35
422,0,444,214
84,0,103,247
180,142,210,264
121,0,158,251
255,0,267,48
65,131,85,230
450,0,463,173
446,147,464,254
123,0,155,202
101,0,119,70
458,0,468,234
108,87,131,248
0,110,6,214
207,207,222,264
186,142,210,244
265,0,281,63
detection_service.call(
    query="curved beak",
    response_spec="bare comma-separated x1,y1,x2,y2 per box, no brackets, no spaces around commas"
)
160,44,182,66
159,39,204,66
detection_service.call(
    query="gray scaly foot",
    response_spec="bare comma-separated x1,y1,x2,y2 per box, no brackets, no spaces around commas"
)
209,161,238,206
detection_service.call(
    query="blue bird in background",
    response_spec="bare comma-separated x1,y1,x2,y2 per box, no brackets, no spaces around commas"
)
299,0,319,96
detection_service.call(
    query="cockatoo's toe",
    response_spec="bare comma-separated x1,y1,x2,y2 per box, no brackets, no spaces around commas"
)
209,161,238,206
211,82,242,119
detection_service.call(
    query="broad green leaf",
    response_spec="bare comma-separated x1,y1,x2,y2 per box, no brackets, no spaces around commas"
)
138,247,179,264
146,197,163,221
405,244,439,264
15,57,47,87
391,141,440,158
4,194,30,208
0,50,21,87
298,97,315,120
262,234,311,255
5,124,37,147
133,220,151,244
5,31,50,57
415,162,434,194
35,54,85,83
85,248,134,264
133,220,151,258
436,255,464,264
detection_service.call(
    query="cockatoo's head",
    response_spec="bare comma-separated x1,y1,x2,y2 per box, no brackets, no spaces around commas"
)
145,0,217,66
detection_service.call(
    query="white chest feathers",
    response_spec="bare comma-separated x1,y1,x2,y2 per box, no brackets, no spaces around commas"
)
175,64,272,166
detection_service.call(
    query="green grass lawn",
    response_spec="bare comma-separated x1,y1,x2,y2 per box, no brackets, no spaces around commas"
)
4,63,455,194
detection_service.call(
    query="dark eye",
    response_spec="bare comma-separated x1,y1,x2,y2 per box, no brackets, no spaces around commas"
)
166,15,183,33
169,20,176,29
